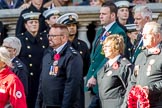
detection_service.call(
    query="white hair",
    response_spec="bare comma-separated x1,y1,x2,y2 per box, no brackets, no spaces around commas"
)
0,47,12,67
3,36,22,56
133,5,152,21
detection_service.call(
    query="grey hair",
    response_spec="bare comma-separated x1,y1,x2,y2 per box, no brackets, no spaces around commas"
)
3,36,22,56
0,47,12,67
133,5,152,21
144,21,162,36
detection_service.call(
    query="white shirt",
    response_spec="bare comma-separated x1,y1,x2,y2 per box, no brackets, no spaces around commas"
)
103,21,115,36
108,54,121,67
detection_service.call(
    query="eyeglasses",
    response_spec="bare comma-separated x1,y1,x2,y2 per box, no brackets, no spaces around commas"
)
47,34,63,37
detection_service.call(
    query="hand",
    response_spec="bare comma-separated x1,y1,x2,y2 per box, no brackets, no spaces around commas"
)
143,86,149,94
86,76,96,88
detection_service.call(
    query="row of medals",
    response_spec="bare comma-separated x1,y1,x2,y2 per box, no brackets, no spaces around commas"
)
49,60,59,76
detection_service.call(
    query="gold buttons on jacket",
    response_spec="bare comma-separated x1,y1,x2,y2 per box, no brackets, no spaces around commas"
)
40,37,43,40
28,54,32,58
30,72,34,76
27,46,30,49
42,45,45,48
29,63,32,67
92,69,95,71
25,37,28,40
80,51,83,54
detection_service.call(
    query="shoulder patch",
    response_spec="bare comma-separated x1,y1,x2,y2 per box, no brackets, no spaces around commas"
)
15,60,23,68
69,47,78,55
16,91,22,98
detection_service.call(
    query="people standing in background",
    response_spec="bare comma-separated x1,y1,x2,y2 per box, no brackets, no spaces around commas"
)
85,1,127,108
43,0,73,8
0,46,27,108
16,0,47,36
87,0,105,52
122,21,162,108
18,12,48,108
0,0,24,9
130,5,152,64
35,24,83,108
115,0,132,59
56,12,90,108
43,8,60,32
2,36,28,96
98,34,132,108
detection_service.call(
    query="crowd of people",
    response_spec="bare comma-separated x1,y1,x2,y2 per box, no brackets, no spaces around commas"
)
0,0,162,108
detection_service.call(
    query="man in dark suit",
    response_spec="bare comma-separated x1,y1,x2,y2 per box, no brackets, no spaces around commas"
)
85,1,127,108
35,24,83,108
17,12,49,108
56,12,91,108
15,0,47,36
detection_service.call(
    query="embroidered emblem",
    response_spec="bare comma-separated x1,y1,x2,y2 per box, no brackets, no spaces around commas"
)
149,59,155,65
134,65,139,76
107,70,112,76
16,91,22,98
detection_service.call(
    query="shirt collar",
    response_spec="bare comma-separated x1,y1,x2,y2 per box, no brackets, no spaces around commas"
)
103,21,115,35
55,42,67,53
108,54,121,67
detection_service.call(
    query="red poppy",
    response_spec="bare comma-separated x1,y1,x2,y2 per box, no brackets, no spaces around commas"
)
54,54,60,61
153,48,160,55
128,86,150,108
112,62,119,70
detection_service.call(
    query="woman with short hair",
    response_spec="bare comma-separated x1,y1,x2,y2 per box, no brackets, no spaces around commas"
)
97,34,133,108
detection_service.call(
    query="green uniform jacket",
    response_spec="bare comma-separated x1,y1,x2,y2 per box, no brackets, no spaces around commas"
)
85,22,127,94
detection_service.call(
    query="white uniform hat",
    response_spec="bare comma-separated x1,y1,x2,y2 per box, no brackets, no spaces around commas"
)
22,12,41,21
43,8,60,19
56,13,78,25
115,1,130,8
125,24,137,32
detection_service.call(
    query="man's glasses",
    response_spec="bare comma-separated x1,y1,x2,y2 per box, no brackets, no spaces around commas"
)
47,34,63,37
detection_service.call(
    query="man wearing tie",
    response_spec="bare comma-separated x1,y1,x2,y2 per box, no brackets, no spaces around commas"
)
130,5,152,64
85,1,127,108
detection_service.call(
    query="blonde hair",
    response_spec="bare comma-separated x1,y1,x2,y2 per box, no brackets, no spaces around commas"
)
103,34,125,55
0,47,12,67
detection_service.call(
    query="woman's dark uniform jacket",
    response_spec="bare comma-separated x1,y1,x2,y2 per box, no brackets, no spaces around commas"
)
15,3,47,36
97,56,133,108
17,30,48,108
35,42,83,108
71,38,90,76
122,43,162,108
11,57,28,95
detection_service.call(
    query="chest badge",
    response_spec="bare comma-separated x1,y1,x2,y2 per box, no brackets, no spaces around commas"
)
106,70,112,76
134,65,140,77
